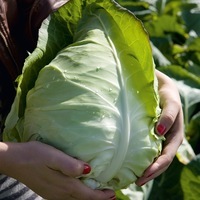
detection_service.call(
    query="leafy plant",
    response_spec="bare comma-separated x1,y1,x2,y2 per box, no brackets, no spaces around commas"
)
3,0,200,199
3,0,163,191
115,0,200,199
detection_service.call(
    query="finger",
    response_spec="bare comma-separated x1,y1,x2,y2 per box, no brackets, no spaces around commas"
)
161,107,184,156
156,99,180,136
135,154,170,186
89,189,116,200
77,187,116,200
59,177,115,200
155,70,182,136
76,185,115,200
136,112,184,187
44,175,115,200
136,140,177,187
44,144,91,177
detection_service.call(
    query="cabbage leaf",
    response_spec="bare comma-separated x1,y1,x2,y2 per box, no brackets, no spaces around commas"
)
3,0,163,190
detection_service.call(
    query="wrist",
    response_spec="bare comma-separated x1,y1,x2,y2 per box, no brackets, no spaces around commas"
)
0,142,10,174
0,142,27,177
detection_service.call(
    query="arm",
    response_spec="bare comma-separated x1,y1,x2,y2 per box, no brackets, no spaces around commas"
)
136,70,184,186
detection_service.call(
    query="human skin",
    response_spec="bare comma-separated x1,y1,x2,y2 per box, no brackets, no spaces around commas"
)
0,70,183,199
136,70,184,186
1,0,183,199
0,141,115,200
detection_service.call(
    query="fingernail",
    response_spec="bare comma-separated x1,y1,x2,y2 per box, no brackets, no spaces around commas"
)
83,164,91,174
156,123,166,135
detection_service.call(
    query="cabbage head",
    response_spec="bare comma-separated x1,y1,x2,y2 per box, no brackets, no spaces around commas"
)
3,0,164,190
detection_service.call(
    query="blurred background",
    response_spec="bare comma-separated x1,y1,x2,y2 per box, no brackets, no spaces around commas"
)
115,0,200,199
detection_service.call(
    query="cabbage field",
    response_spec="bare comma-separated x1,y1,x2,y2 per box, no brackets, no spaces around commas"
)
116,0,200,199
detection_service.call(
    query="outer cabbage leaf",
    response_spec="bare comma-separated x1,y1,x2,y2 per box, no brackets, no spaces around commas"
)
3,0,163,190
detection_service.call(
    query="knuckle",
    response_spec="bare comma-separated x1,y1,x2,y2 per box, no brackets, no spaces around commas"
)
163,111,175,125
163,154,173,167
70,161,83,176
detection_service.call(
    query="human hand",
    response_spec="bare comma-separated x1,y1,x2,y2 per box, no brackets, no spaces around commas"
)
0,141,115,200
136,70,184,186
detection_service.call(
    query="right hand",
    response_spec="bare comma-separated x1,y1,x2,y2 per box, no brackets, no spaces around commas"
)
0,141,115,200
136,70,184,186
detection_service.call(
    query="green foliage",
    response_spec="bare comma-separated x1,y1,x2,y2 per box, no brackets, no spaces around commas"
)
3,0,163,191
149,157,184,200
3,0,200,199
115,0,200,199
181,154,200,200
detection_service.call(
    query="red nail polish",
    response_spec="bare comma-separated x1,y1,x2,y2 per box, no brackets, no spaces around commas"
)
157,123,166,135
83,164,91,174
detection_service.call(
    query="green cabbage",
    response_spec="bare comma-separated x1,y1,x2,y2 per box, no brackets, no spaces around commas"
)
3,0,163,190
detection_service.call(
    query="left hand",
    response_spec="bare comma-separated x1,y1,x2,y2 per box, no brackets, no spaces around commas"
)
136,70,184,186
